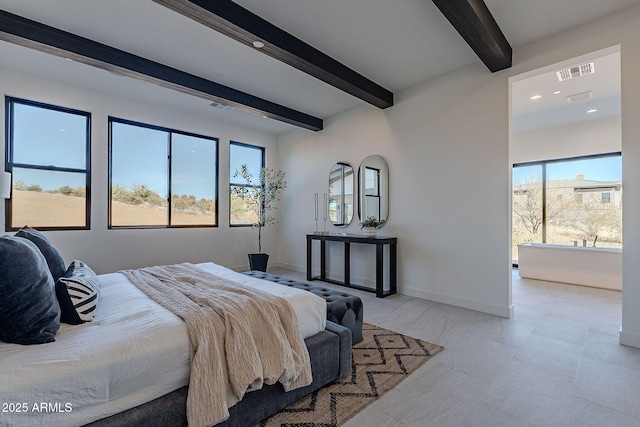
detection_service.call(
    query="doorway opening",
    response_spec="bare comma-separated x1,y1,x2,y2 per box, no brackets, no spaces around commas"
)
509,46,622,290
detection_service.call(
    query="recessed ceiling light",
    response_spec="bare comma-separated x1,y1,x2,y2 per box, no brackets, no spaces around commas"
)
529,95,542,100
252,40,265,48
587,108,598,113
554,90,562,95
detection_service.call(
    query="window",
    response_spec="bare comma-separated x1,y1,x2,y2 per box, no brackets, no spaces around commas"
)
512,153,622,263
5,97,90,231
109,118,218,228
229,142,264,226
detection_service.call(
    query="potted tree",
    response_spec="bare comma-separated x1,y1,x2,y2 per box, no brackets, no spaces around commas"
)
231,165,287,271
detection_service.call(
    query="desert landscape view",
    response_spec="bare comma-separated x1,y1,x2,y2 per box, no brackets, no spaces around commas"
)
10,187,222,228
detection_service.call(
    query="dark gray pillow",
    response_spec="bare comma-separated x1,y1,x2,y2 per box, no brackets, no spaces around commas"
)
0,236,61,345
15,226,66,281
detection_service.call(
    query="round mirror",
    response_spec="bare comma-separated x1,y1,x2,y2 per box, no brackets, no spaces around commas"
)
328,162,354,227
358,155,389,225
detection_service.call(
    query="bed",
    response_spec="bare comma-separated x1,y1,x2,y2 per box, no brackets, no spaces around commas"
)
0,231,352,427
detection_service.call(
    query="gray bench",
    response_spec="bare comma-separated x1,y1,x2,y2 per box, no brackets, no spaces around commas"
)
242,271,364,344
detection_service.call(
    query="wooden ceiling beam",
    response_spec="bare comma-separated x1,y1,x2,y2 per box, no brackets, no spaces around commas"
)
431,0,512,72
152,0,394,109
0,10,323,131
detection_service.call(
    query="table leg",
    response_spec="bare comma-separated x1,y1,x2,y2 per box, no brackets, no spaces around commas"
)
306,237,312,281
320,240,326,281
390,242,397,295
344,242,351,286
376,243,384,297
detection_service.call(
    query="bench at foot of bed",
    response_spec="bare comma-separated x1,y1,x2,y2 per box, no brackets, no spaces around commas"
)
243,271,364,344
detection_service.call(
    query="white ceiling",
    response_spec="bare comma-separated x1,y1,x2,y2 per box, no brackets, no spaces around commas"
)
512,50,622,133
0,0,638,134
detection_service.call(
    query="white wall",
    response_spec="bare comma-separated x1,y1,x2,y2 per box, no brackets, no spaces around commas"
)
277,4,640,333
0,67,279,274
511,116,621,164
278,65,513,317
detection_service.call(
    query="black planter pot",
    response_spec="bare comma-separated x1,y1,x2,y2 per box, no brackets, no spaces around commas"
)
248,253,269,272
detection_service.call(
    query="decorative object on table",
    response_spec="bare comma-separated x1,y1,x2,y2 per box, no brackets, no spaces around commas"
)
231,165,286,271
259,323,444,427
313,192,330,235
359,216,385,237
323,192,328,232
314,192,319,232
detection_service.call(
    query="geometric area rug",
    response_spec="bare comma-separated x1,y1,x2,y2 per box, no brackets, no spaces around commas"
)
258,323,445,427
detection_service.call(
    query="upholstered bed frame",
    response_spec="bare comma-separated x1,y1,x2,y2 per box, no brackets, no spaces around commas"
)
85,321,352,427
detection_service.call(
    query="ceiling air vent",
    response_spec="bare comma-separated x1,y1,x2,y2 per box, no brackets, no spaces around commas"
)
556,62,595,81
209,101,234,111
566,91,593,103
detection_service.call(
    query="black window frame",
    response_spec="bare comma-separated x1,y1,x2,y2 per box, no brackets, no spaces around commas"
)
229,141,265,227
4,96,91,232
108,117,219,229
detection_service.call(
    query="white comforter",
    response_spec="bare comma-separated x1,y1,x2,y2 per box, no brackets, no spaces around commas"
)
0,262,326,427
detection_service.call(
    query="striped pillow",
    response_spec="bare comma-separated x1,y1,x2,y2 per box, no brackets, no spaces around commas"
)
55,260,101,324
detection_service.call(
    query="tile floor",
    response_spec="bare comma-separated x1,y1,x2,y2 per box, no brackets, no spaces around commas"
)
270,267,640,427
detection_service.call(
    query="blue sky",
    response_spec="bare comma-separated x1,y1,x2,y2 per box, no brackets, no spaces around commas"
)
12,103,260,200
513,156,622,185
111,122,221,200
12,103,87,191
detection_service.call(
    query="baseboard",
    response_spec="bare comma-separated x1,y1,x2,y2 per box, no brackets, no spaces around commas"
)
233,261,301,273
274,262,305,274
229,264,249,272
277,263,376,287
402,285,513,318
275,263,513,318
619,328,640,349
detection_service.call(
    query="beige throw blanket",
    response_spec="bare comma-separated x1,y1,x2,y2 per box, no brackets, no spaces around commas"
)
120,263,312,427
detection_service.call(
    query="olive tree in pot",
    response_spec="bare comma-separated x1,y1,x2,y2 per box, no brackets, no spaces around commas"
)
231,165,287,271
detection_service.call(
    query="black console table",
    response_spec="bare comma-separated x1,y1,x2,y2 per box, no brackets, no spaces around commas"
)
306,233,397,298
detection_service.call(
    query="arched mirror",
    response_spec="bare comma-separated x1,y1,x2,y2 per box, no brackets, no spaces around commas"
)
328,162,354,227
358,155,389,225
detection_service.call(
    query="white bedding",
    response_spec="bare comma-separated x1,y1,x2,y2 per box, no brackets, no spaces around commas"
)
0,262,326,427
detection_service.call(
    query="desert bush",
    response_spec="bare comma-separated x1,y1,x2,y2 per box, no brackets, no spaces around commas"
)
56,185,74,196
